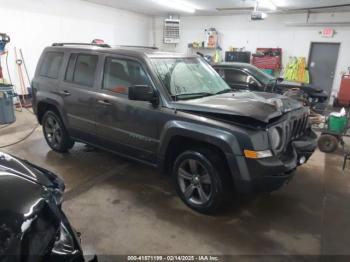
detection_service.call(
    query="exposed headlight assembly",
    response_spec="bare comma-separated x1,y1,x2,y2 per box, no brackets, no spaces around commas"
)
270,127,283,151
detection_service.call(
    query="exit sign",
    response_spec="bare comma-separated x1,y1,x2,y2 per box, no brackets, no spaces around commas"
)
321,28,335,38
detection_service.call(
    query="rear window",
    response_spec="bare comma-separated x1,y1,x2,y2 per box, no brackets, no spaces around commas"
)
39,52,63,79
65,54,98,87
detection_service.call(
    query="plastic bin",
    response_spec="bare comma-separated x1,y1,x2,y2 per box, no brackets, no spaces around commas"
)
328,115,347,134
0,85,16,124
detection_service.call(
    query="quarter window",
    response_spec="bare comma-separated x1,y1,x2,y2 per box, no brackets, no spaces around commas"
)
103,58,150,94
39,52,63,79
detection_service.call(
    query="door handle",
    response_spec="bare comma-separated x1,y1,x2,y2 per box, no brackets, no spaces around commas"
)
59,90,71,96
97,99,112,106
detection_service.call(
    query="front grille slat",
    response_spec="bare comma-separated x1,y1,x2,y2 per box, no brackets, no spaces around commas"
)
296,118,302,138
290,114,308,140
273,112,309,156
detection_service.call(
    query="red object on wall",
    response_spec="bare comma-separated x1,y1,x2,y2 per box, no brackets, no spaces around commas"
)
337,74,350,106
252,48,282,70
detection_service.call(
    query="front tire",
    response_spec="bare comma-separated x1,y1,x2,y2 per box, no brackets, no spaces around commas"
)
172,148,232,214
42,111,74,153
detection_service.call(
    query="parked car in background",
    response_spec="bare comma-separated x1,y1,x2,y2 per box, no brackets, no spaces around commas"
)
32,44,317,213
0,152,94,262
213,62,329,113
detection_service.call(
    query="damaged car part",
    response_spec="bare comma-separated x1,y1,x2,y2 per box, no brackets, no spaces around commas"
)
0,152,96,261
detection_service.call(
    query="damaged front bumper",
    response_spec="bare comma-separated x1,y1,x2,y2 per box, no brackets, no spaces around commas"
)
235,130,317,193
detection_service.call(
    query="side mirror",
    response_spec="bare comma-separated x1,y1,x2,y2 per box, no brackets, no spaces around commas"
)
128,85,158,105
277,77,284,83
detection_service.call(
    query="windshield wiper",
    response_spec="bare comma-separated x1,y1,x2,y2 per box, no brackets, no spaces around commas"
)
214,89,232,95
174,92,213,100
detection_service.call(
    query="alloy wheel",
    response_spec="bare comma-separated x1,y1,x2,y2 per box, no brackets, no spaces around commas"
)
44,115,62,149
177,159,213,205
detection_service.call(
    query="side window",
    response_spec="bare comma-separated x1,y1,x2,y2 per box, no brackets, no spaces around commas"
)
215,68,225,79
39,52,64,79
65,54,98,87
103,57,150,94
224,69,249,84
65,53,77,82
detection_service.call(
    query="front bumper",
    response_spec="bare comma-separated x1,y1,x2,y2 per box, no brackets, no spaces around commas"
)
234,130,317,193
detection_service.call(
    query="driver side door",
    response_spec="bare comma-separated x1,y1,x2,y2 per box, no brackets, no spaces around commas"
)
95,56,162,164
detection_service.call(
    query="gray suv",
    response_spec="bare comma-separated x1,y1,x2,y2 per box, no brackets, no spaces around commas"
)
32,43,317,213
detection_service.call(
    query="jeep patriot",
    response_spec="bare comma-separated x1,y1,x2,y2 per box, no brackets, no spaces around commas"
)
32,43,317,213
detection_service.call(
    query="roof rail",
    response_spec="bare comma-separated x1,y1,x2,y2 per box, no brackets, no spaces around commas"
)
115,45,159,50
52,43,111,48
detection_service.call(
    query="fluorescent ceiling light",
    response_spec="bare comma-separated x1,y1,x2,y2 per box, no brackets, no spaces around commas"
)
258,0,277,10
152,0,198,13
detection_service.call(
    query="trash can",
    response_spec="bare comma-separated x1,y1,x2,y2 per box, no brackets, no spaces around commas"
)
0,84,16,124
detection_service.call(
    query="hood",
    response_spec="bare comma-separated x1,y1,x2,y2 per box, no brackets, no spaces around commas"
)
0,152,64,190
173,91,303,123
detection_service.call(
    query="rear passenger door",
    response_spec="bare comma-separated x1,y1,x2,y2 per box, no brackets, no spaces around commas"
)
32,51,64,112
95,56,161,164
59,52,100,142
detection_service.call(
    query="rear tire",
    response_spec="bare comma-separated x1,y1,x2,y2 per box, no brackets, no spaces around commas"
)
172,148,233,214
318,134,338,153
42,111,74,153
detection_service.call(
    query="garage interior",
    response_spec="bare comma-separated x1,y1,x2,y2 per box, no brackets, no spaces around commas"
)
1,0,350,260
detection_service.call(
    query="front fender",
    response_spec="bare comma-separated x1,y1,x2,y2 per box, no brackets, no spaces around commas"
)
158,120,254,192
158,120,241,157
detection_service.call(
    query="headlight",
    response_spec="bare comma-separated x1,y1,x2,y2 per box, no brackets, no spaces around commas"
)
270,127,283,150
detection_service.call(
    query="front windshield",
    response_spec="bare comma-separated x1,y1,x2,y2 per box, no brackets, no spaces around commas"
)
244,65,275,85
151,57,231,100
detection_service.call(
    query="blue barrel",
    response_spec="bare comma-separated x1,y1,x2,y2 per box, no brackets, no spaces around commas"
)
0,85,16,124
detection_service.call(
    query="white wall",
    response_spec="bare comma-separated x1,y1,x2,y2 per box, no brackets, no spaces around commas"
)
154,12,350,96
0,0,153,94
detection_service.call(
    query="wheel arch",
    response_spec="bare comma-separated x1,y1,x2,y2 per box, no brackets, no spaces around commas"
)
158,121,242,181
37,101,64,125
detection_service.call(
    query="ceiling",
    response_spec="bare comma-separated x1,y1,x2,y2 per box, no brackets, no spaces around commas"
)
84,0,350,16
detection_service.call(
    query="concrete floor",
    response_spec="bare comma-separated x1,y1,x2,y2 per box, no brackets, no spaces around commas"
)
1,110,350,258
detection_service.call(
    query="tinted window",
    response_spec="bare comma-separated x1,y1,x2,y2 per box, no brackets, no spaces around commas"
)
39,52,63,79
65,54,98,87
224,69,249,83
65,53,77,82
103,58,150,94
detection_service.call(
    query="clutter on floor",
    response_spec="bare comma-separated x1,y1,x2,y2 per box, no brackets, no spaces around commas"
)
318,107,350,154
